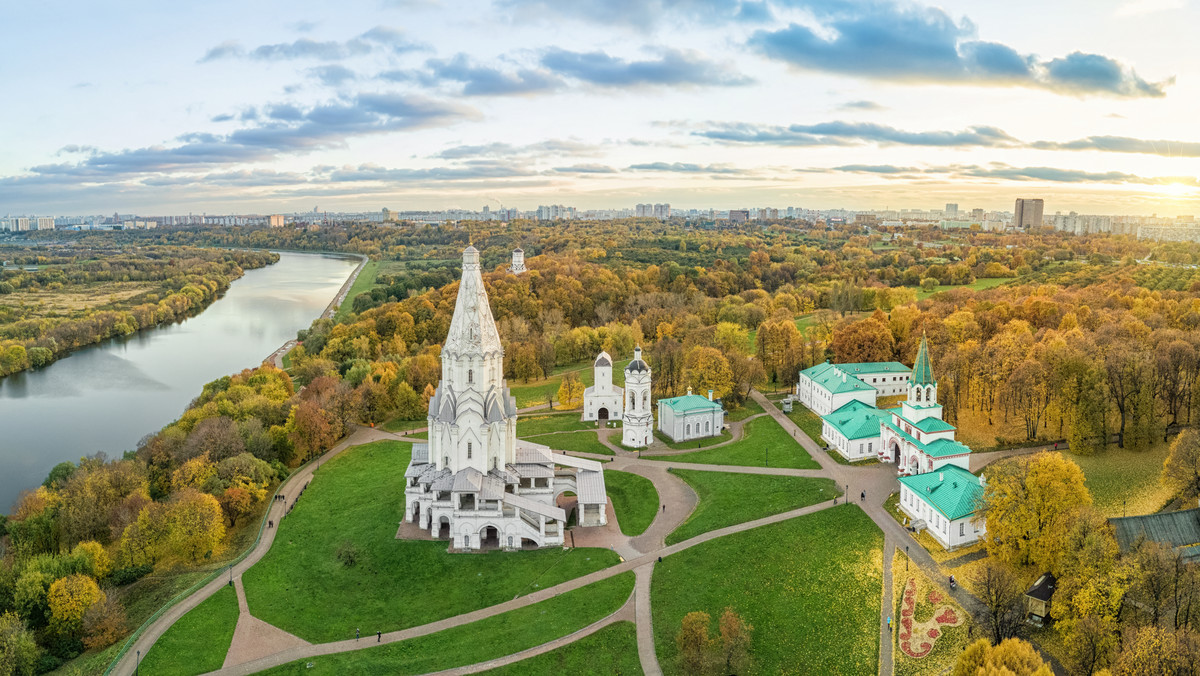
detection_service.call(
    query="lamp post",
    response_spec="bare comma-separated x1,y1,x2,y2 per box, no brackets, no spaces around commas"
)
136,650,140,675
905,545,909,571
228,564,233,587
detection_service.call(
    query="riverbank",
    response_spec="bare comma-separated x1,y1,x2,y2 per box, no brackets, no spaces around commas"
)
265,253,367,368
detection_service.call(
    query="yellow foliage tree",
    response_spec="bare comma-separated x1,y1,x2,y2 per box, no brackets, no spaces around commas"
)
952,638,1052,676
47,574,105,633
166,488,226,562
981,451,1092,573
556,372,584,410
72,541,112,579
684,346,734,401
171,452,218,493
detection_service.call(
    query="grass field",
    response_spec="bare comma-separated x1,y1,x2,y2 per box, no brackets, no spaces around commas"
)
532,430,613,455
138,585,239,676
517,413,597,437
654,428,732,450
257,573,635,675
785,404,824,446
334,259,379,322
604,470,659,537
892,550,973,676
652,505,883,675
724,398,764,422
381,417,425,434
478,621,641,675
241,441,620,641
665,470,838,545
507,358,632,409
913,277,1012,301
645,416,820,470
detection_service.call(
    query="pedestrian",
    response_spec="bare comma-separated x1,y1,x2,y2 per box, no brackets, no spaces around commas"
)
356,628,359,641
662,504,665,513
861,490,865,502
887,616,892,632
377,631,381,642
1054,442,1058,450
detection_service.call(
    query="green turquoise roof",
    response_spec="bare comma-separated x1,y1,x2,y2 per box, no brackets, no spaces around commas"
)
800,361,875,394
899,465,983,521
837,362,912,374
913,417,956,433
822,400,891,440
884,418,971,458
659,393,722,413
912,334,935,385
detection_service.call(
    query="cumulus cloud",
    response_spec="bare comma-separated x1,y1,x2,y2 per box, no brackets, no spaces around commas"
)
497,0,768,28
308,64,357,86
198,40,245,63
540,48,752,87
627,161,747,174
749,2,1170,97
1031,135,1200,157
821,162,1200,186
433,139,598,159
550,164,618,174
199,27,425,63
840,100,886,111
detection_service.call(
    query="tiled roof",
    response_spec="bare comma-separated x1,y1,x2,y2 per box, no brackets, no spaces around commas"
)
884,419,971,458
837,362,912,374
822,400,890,440
899,465,983,521
1111,508,1200,554
659,393,722,413
913,417,956,433
912,334,935,385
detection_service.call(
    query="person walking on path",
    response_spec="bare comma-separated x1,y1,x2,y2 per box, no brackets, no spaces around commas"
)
887,616,892,632
861,490,866,502
356,628,359,641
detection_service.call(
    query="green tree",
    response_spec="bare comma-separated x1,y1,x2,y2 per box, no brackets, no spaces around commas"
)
0,611,39,676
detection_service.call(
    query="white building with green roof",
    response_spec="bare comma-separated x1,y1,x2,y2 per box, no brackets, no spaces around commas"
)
657,388,724,442
879,334,972,476
898,465,987,550
796,359,912,416
820,400,892,462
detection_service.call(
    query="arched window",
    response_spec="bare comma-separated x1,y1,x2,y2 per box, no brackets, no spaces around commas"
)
686,423,691,436
705,421,710,433
926,386,933,402
468,369,473,384
643,392,648,408
915,388,922,402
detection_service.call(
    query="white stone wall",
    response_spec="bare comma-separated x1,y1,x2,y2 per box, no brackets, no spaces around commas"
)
897,485,984,550
658,405,724,442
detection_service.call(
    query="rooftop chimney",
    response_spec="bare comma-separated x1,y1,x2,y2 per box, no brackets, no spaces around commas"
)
980,474,986,487
708,389,713,401
939,472,944,482
687,387,693,396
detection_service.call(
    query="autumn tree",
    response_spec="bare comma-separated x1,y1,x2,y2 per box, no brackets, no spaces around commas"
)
1116,626,1180,676
219,487,254,527
718,607,753,674
831,314,894,363
676,610,714,675
0,611,39,676
1163,428,1200,503
971,561,1025,644
952,638,1051,676
556,372,584,410
47,574,105,635
171,453,219,493
165,489,225,562
755,318,802,385
684,347,734,401
982,451,1092,573
72,541,112,580
1053,509,1125,675
82,596,127,650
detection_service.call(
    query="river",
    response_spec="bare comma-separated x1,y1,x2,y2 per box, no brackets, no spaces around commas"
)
0,251,359,511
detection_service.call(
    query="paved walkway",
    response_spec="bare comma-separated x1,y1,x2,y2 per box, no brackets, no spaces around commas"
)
120,391,1068,676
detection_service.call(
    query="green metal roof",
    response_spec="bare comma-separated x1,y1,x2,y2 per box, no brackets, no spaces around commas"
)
912,334,935,385
822,400,891,440
837,362,912,374
659,393,722,413
899,465,983,521
913,417,956,433
884,419,971,458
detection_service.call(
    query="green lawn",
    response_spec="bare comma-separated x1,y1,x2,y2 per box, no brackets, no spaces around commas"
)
241,441,620,642
724,398,764,422
913,276,1012,301
257,573,635,675
652,505,883,675
517,413,597,437
645,416,820,470
381,417,425,434
531,430,613,456
138,585,239,676
665,470,838,545
507,358,632,409
604,470,659,537
334,259,380,322
785,404,824,446
654,428,733,450
1068,442,1172,516
478,621,642,675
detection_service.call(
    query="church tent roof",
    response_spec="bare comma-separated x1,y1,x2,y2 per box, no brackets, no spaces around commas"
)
898,465,983,521
912,334,936,385
594,351,611,367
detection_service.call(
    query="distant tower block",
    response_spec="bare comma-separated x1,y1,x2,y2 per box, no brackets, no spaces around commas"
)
622,347,654,448
509,247,526,274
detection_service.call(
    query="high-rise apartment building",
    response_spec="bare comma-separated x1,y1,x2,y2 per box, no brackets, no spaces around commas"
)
1014,199,1045,228
945,203,958,218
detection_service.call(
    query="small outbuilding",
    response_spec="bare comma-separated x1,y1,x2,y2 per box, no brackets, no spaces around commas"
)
1024,572,1057,626
657,388,724,442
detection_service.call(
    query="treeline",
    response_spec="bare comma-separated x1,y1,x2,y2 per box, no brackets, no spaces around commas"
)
0,247,277,378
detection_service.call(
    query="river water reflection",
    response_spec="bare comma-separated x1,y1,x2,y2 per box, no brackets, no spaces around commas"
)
0,251,357,511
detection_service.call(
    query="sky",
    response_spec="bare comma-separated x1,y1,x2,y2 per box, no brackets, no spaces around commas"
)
2,0,1199,216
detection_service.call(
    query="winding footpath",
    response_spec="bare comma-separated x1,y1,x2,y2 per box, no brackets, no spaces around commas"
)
113,391,1058,676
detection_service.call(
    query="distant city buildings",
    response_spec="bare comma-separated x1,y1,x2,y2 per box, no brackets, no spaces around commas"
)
1014,198,1045,228
944,203,958,218
268,214,285,227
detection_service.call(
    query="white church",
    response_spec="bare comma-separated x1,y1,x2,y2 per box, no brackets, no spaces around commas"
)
583,351,622,422
622,348,653,448
403,246,609,551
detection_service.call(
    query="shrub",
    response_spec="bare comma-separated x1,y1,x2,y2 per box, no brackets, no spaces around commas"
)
335,541,359,568
108,564,153,587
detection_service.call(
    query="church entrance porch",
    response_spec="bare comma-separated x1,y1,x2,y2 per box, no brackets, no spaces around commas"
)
597,407,609,420
891,441,900,466
437,516,450,540
479,525,500,550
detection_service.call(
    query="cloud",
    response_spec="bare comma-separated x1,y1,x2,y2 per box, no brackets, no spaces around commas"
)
840,100,886,111
695,121,1018,148
540,48,751,87
289,20,319,32
550,164,618,174
627,161,746,174
433,139,598,159
358,26,426,53
831,164,921,174
749,2,1169,98
198,40,245,63
211,113,235,122
820,162,1200,187
1031,135,1200,158
425,54,562,96
308,64,357,86
498,0,768,28
327,161,537,182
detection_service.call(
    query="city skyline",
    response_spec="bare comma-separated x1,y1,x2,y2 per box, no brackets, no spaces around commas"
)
3,0,1199,215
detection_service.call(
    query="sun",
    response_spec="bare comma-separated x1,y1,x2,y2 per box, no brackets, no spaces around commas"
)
1147,181,1199,198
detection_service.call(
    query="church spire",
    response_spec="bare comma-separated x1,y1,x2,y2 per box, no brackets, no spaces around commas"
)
912,332,935,385
444,245,503,357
